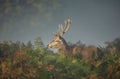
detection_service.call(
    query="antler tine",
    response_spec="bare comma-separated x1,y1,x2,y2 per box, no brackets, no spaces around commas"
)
59,18,71,36
60,24,64,32
54,19,71,36
53,24,60,36
58,24,62,35
64,19,71,32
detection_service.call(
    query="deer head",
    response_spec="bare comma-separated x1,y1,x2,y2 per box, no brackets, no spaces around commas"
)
47,19,71,50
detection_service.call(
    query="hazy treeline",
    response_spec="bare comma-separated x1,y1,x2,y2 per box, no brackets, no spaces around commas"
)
0,37,120,79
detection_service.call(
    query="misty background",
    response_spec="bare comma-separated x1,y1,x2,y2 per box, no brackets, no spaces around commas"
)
0,0,120,47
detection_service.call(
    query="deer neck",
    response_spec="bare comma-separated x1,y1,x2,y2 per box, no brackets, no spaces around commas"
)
58,37,70,55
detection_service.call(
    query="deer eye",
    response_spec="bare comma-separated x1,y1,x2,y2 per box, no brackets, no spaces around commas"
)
55,40,61,43
55,39,63,43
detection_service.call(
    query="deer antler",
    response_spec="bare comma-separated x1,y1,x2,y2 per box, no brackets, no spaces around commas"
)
58,19,71,36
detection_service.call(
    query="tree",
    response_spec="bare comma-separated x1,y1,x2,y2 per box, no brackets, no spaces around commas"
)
75,40,85,47
34,37,44,50
105,37,120,52
27,41,33,49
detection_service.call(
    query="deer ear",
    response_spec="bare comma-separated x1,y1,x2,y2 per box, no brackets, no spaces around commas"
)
53,32,57,36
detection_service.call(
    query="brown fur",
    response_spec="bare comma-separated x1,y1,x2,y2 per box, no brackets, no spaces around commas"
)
47,19,98,61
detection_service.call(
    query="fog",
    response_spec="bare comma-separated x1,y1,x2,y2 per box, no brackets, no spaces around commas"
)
0,0,120,47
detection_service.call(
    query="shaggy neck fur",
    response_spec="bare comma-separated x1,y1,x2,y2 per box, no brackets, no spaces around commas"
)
58,37,72,56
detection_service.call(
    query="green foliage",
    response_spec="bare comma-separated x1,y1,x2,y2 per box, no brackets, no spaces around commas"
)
0,37,120,79
34,37,44,50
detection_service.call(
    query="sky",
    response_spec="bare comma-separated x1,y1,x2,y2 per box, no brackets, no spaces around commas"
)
0,0,120,47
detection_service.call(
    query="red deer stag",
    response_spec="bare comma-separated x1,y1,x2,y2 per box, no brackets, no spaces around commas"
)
47,19,98,60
